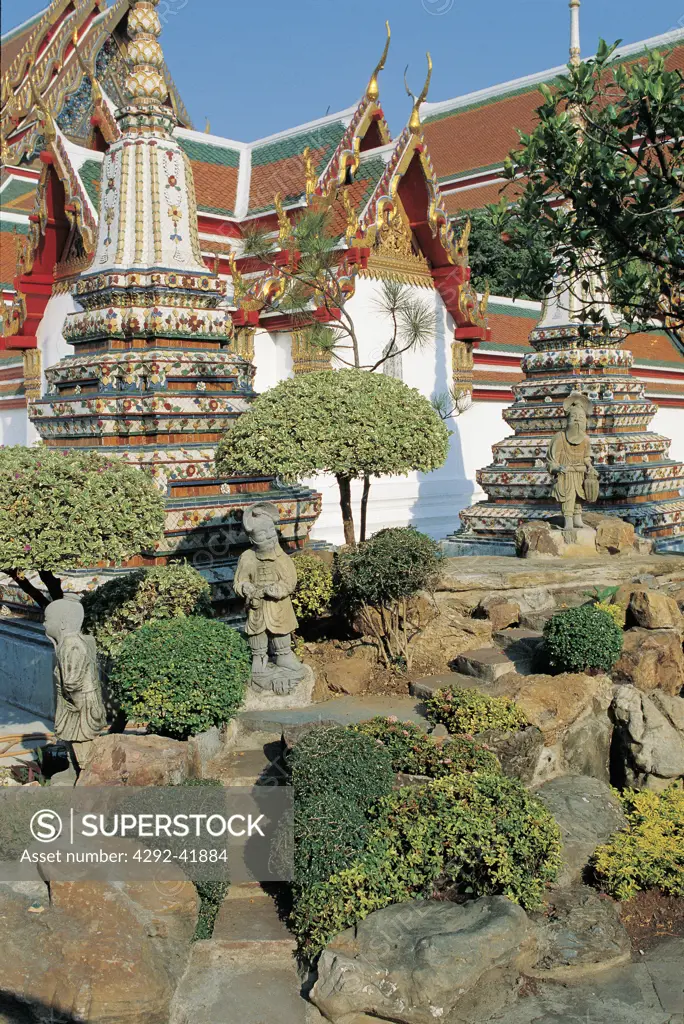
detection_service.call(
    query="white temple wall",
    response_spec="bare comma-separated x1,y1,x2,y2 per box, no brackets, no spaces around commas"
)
0,399,29,446
652,406,684,465
30,291,76,445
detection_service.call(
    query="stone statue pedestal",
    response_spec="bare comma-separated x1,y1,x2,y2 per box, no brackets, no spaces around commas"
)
517,521,600,560
242,664,316,711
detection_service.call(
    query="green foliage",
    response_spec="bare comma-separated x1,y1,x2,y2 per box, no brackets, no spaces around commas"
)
0,446,165,575
171,778,230,940
594,600,626,629
350,717,501,777
426,686,529,735
592,786,684,901
497,41,684,337
454,208,547,300
109,616,249,739
543,604,624,673
289,726,394,887
335,527,441,609
216,370,449,484
82,563,212,658
292,772,562,958
291,554,333,622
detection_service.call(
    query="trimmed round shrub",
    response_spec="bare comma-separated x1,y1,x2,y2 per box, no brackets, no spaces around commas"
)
426,686,529,735
592,786,684,901
292,772,562,958
82,563,212,658
350,717,500,777
335,527,442,610
291,554,333,622
289,726,394,887
543,604,624,673
109,616,249,739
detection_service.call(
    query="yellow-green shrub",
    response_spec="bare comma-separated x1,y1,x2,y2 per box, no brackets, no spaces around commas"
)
592,786,684,901
594,600,627,629
426,686,529,735
291,554,333,621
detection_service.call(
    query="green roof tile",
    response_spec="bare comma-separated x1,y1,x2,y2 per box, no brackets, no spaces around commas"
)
177,137,240,167
252,121,347,169
0,178,36,210
79,160,102,208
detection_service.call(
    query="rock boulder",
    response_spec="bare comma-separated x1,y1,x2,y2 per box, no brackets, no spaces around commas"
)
534,776,627,887
311,896,535,1024
612,628,684,696
477,595,521,632
628,590,683,631
610,685,684,791
76,732,189,787
595,518,636,556
531,884,631,979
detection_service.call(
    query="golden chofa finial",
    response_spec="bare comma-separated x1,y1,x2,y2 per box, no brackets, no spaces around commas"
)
72,27,103,104
204,117,211,134
302,146,317,202
405,52,432,134
274,192,293,247
366,21,391,102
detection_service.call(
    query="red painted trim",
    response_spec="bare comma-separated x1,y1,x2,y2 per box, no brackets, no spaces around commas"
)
197,215,241,238
472,387,514,401
0,397,27,410
0,365,24,380
649,397,684,408
474,352,524,367
632,366,684,382
2,166,40,181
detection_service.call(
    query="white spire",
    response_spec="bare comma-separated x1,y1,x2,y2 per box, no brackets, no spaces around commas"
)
569,0,581,67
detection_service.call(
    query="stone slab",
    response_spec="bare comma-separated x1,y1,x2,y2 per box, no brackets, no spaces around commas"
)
455,646,516,682
169,943,308,1024
409,672,483,700
237,695,429,738
213,892,295,949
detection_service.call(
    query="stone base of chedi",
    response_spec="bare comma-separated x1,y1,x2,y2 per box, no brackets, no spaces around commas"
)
452,274,684,554
516,514,652,559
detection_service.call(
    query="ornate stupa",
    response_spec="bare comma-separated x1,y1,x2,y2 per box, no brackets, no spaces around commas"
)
455,1,684,552
456,271,684,551
29,0,320,602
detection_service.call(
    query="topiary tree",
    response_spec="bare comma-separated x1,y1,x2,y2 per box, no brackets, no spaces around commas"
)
82,563,212,658
543,604,624,673
109,616,250,739
215,370,449,546
0,446,165,608
334,527,442,668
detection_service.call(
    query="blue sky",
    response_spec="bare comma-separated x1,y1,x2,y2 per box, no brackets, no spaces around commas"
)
3,0,683,140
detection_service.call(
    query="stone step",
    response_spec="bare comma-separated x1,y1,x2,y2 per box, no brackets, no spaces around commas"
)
212,888,295,951
492,627,544,651
206,746,288,788
454,647,517,682
409,672,485,700
236,694,429,745
170,942,314,1024
492,628,544,674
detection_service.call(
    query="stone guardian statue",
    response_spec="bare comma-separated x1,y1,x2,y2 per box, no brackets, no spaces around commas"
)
547,392,599,531
43,597,107,773
233,502,307,695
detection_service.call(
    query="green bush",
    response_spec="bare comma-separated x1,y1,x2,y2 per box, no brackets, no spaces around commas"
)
543,604,624,673
426,686,529,735
335,527,441,609
350,717,500,777
592,786,684,901
109,616,249,739
291,554,333,622
82,563,212,658
334,528,442,668
289,726,394,887
292,772,562,958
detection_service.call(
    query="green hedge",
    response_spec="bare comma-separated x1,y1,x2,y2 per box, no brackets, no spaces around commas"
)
291,554,333,622
334,527,441,610
543,604,624,673
291,772,561,958
83,563,212,658
289,726,394,888
109,616,249,739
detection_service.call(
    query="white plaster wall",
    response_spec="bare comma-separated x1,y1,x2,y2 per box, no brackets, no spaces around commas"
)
0,402,29,446
652,406,684,465
27,291,75,445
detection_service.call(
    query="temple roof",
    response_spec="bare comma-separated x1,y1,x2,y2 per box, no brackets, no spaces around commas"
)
422,27,684,205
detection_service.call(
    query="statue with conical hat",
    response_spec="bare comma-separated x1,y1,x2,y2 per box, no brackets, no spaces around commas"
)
43,598,107,773
233,502,307,695
547,392,599,531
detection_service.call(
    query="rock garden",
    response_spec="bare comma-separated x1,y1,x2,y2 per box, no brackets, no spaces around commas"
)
1,518,683,1024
